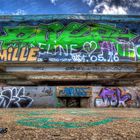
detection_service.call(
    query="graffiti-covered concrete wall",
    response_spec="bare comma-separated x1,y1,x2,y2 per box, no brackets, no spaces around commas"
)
0,15,140,63
0,86,140,108
91,87,140,108
0,86,59,108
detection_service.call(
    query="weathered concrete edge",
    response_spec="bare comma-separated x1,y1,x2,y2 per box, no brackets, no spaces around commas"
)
0,14,140,22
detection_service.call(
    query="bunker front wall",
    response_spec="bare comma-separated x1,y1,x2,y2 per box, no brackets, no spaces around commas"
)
0,15,140,108
0,15,140,63
0,86,140,108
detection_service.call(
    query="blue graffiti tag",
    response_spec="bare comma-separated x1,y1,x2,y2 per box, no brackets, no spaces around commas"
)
60,87,88,97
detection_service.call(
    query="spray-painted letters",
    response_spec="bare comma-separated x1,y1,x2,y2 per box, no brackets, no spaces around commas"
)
58,87,91,97
94,88,132,107
0,87,33,108
0,21,140,62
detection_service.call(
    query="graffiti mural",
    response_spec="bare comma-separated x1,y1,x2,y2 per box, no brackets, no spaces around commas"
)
57,86,92,97
0,87,33,108
0,86,58,108
0,17,140,62
0,86,139,108
94,87,132,107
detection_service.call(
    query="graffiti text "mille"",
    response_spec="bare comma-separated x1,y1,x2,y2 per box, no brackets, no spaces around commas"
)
0,47,39,62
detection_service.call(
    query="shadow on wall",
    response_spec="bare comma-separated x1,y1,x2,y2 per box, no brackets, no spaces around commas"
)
136,93,140,107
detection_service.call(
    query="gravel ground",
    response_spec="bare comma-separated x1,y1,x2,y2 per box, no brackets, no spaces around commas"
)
0,108,140,140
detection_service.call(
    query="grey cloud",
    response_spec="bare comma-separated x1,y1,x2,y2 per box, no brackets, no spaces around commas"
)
83,0,140,14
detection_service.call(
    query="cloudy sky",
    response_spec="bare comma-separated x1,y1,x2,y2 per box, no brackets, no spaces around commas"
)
0,0,140,15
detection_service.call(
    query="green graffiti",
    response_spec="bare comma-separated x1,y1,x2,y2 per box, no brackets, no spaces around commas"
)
0,22,139,59
16,109,140,128
17,117,118,129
